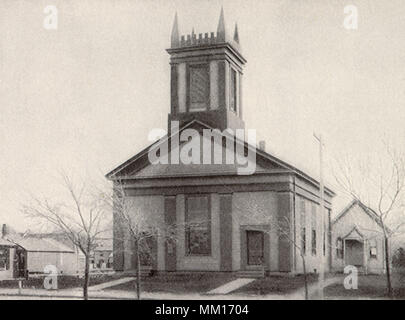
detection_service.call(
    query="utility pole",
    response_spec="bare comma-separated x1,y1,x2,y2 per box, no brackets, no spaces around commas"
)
314,133,325,300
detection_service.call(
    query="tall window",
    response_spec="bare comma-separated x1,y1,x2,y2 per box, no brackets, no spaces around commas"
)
311,204,317,256
323,217,327,256
0,248,9,270
369,239,378,259
300,199,306,255
229,68,237,112
185,195,211,255
336,237,343,259
189,64,209,111
326,209,331,257
323,231,326,256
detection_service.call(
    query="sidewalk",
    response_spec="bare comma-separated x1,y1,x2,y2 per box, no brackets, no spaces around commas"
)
88,277,135,291
207,278,255,295
0,286,301,300
0,276,344,300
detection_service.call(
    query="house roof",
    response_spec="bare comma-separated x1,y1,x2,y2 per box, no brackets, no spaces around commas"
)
332,199,387,231
342,226,364,240
8,237,75,253
0,238,17,247
94,238,113,252
106,119,335,197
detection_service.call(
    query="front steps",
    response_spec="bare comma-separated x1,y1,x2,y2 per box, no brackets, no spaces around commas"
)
121,266,154,278
237,269,265,278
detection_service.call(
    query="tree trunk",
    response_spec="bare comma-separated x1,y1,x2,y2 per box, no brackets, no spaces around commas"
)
301,255,308,300
135,239,141,300
83,253,90,300
384,236,393,298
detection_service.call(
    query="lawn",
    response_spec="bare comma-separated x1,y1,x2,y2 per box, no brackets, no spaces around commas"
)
324,273,405,299
107,273,238,294
232,274,318,296
0,273,123,290
107,273,320,296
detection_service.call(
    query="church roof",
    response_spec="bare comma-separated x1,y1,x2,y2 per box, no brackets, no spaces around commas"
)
106,119,335,197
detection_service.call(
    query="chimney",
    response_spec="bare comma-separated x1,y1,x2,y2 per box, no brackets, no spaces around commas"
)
2,224,7,238
258,140,266,152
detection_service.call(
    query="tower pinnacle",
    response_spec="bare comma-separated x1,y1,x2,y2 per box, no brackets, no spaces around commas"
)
171,12,180,48
216,7,226,42
233,23,239,44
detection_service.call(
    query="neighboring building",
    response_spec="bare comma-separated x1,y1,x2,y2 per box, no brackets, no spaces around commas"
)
10,237,82,275
106,10,335,275
91,238,113,269
1,226,85,275
331,200,387,274
24,231,86,273
0,238,26,280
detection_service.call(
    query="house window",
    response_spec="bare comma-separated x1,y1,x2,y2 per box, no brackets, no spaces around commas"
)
312,230,317,256
369,239,377,259
189,64,209,111
324,210,331,257
0,248,9,270
300,199,306,255
311,204,317,256
323,232,326,256
229,68,237,113
301,228,306,255
323,218,327,256
336,237,344,259
186,195,211,255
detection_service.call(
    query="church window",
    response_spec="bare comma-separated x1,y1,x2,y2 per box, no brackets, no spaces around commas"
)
311,203,317,256
189,64,209,111
230,68,238,112
185,195,211,255
300,199,306,255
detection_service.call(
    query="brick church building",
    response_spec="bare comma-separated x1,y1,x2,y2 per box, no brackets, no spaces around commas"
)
106,9,334,275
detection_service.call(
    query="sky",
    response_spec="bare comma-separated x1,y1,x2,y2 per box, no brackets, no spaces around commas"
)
1,0,405,231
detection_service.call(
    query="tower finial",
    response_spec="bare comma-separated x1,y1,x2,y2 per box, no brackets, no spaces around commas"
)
217,7,226,42
233,23,239,44
171,12,180,48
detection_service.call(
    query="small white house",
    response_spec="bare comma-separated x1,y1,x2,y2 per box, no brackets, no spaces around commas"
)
11,237,82,275
332,200,387,274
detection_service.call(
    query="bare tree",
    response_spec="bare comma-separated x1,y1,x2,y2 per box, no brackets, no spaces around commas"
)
22,173,109,300
333,142,405,298
100,179,176,300
277,215,310,300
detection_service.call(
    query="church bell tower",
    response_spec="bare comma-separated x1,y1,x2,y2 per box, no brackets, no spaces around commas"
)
167,8,246,132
